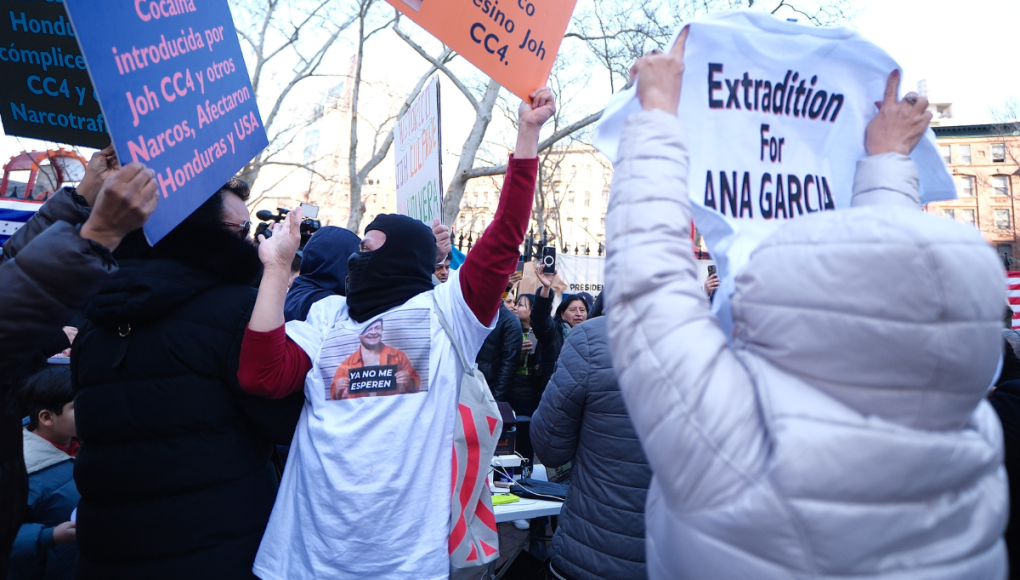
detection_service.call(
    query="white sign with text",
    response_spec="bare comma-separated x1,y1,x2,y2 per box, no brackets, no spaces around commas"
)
395,75,442,225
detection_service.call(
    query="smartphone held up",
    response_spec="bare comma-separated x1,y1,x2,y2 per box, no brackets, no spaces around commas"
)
541,246,557,275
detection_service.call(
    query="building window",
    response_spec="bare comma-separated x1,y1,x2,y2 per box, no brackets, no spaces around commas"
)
582,217,589,229
993,144,1006,163
959,145,972,165
600,216,606,230
999,244,1014,266
958,175,975,197
567,216,574,222
602,186,610,203
568,191,575,204
961,209,976,226
992,175,1010,196
940,145,951,165
303,128,321,162
584,191,591,207
995,209,1011,230
942,209,955,220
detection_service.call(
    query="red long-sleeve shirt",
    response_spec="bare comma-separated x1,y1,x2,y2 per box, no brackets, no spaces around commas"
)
237,155,539,398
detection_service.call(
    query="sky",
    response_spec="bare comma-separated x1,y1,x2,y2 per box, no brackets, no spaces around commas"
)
3,0,1020,174
852,0,1020,124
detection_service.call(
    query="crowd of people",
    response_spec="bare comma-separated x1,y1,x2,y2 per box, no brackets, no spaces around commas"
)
0,24,1018,580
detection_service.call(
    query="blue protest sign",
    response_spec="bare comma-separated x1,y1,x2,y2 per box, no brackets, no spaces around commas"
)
64,0,267,244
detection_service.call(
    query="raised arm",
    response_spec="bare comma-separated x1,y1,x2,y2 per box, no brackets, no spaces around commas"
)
852,70,931,209
237,209,312,398
529,282,559,348
605,30,767,512
459,88,554,324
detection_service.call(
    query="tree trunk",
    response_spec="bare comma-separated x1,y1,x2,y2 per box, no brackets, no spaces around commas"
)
442,79,502,225
346,11,367,232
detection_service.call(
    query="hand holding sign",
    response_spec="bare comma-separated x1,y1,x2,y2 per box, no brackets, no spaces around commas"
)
515,87,556,159
80,163,158,251
519,87,556,131
433,219,451,262
77,145,121,207
258,207,303,273
632,27,690,115
866,71,933,157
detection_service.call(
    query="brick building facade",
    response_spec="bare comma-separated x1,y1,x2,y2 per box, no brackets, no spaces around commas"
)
928,124,1020,267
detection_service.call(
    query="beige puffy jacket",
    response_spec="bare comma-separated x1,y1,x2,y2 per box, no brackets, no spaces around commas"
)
605,109,1008,579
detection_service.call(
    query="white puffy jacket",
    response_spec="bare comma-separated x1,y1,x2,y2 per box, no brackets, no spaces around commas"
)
605,110,1008,580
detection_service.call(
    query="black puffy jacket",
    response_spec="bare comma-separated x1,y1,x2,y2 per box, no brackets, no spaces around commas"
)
0,189,115,576
71,224,303,580
531,317,651,580
475,304,523,401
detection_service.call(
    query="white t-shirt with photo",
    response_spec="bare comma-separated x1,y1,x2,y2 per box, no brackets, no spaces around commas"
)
253,268,493,580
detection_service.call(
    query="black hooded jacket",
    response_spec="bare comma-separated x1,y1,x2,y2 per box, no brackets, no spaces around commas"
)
475,303,523,402
71,224,303,580
284,226,361,322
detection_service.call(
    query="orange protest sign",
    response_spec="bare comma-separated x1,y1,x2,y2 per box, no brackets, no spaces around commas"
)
386,0,576,101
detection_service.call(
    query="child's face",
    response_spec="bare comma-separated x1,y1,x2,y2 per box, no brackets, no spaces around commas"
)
47,402,76,442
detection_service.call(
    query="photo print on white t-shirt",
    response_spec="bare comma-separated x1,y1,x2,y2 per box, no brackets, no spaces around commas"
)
317,309,431,400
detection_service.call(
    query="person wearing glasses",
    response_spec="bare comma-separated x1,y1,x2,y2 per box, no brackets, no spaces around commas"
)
70,178,305,580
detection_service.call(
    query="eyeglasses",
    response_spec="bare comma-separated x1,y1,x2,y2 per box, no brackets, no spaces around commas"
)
222,221,251,237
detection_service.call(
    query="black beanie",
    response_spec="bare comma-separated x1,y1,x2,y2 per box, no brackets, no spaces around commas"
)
346,214,437,323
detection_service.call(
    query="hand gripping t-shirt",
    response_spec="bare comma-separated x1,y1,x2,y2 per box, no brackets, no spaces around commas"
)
252,268,494,580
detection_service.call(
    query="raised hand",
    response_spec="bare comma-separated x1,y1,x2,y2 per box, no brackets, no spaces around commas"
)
866,70,932,156
515,87,556,158
631,26,689,115
258,207,303,272
534,261,553,289
80,162,158,251
433,218,451,261
519,86,556,131
77,144,121,207
704,273,720,297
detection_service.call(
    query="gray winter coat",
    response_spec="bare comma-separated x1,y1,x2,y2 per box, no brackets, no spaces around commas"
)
532,316,651,580
606,109,1006,579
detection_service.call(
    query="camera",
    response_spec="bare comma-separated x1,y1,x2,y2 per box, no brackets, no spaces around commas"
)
254,205,322,249
541,246,556,275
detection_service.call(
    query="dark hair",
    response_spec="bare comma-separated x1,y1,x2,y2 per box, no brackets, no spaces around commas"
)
555,294,588,322
185,177,251,225
291,254,302,274
515,293,534,309
589,292,605,319
20,366,73,431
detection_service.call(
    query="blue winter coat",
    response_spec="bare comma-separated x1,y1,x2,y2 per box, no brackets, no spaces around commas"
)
9,429,79,580
531,317,651,580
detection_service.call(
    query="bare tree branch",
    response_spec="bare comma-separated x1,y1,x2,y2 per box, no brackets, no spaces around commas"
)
261,160,337,182
393,25,479,111
461,110,603,180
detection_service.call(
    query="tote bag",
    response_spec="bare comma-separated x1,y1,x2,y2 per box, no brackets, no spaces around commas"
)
433,296,503,570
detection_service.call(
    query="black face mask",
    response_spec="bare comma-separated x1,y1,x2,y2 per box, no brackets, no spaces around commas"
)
345,215,437,323
346,250,375,296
